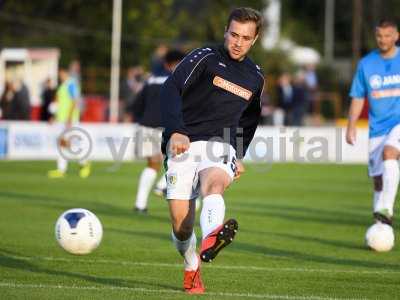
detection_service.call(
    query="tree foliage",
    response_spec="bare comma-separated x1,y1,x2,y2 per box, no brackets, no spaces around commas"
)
2,0,400,94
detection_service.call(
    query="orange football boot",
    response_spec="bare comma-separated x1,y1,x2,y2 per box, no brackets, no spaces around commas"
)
183,263,205,294
200,219,238,262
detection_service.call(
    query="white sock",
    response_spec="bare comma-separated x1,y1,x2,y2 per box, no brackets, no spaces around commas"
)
135,167,157,209
200,194,225,238
373,191,382,212
155,174,167,190
378,159,400,216
57,155,67,172
171,231,199,271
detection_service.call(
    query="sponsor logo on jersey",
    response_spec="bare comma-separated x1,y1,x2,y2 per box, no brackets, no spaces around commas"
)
371,88,400,98
218,62,227,68
369,75,382,89
383,74,400,86
213,76,252,101
369,74,400,89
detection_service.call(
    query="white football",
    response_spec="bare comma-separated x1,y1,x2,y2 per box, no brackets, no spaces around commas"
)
365,222,395,252
55,208,103,255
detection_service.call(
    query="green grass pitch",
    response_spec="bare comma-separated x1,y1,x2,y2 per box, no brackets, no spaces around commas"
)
0,161,399,299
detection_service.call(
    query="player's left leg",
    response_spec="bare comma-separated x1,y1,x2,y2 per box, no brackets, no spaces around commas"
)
375,124,400,224
198,166,238,262
196,141,240,262
372,175,383,215
79,160,91,178
368,135,386,221
376,145,400,224
153,170,167,197
48,133,68,178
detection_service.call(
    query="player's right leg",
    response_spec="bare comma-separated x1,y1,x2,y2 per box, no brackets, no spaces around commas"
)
48,124,68,178
153,171,167,197
134,154,162,213
134,125,163,212
372,176,387,221
169,200,204,294
165,146,204,294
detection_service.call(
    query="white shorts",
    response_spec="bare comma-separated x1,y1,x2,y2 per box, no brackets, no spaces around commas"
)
165,141,237,200
368,124,400,177
135,125,162,158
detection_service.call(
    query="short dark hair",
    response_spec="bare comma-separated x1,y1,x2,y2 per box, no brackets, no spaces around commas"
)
376,19,398,30
227,7,263,35
164,49,185,64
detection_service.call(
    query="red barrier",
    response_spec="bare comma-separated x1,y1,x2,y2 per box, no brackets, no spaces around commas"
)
81,95,107,122
30,106,41,121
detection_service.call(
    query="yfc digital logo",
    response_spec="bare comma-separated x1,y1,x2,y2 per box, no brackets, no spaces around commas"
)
57,127,92,162
369,74,383,89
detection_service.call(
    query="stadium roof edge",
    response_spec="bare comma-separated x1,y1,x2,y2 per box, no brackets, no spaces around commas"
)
0,48,60,61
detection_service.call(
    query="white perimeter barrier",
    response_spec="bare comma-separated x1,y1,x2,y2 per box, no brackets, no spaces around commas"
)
0,121,368,164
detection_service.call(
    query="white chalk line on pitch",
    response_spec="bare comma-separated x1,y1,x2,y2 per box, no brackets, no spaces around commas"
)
3,255,400,275
0,282,368,300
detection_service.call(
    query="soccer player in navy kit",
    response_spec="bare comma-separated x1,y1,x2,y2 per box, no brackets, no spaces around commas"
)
160,8,264,293
131,50,185,213
347,20,400,234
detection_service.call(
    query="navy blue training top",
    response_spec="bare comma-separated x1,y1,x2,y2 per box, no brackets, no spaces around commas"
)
160,44,264,158
131,70,170,128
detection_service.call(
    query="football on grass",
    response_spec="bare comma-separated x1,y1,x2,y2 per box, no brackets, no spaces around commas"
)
55,208,103,255
365,222,394,252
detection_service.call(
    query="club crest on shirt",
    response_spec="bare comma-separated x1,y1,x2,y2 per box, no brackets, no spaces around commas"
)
369,74,382,89
213,76,252,101
167,173,177,186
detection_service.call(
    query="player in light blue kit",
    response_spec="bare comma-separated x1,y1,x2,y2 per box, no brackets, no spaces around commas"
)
347,19,400,230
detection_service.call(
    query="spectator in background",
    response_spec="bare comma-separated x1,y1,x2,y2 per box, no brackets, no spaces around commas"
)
304,64,318,92
14,80,31,120
2,79,31,120
0,80,15,120
40,78,56,121
275,72,294,126
304,64,319,114
121,66,145,121
151,44,169,75
259,79,273,125
291,71,309,126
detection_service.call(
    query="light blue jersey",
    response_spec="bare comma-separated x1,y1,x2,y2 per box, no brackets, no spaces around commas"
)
66,77,81,101
350,48,400,137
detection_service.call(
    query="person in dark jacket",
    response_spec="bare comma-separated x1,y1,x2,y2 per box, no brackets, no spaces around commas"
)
131,49,185,213
276,72,294,125
40,78,56,121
